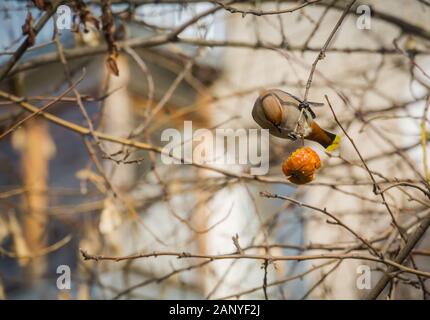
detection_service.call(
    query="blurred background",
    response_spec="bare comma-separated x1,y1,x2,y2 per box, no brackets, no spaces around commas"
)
0,0,429,299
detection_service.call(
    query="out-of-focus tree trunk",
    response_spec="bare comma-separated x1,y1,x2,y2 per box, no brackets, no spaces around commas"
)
11,75,55,283
19,118,54,281
102,55,136,193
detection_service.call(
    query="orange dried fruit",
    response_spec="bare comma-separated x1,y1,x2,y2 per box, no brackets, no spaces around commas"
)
282,147,321,185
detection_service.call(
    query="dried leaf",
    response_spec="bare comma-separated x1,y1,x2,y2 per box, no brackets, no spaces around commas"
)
101,0,119,69
72,0,100,33
21,12,32,35
22,12,36,47
106,56,119,76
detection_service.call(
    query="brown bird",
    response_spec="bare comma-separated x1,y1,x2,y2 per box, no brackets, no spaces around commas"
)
252,89,340,151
